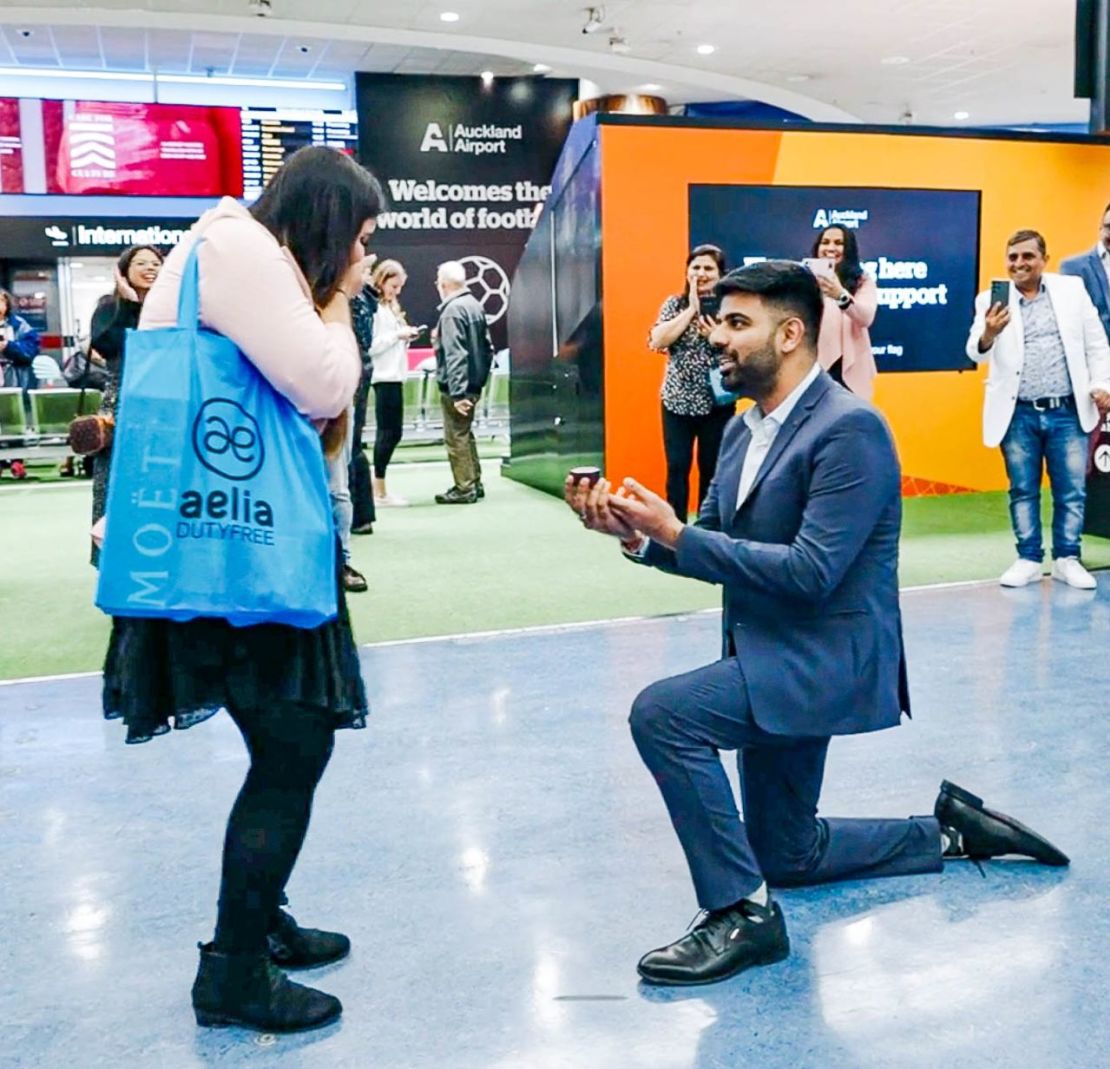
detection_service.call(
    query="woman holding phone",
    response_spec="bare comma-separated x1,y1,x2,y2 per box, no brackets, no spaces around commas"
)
648,244,733,518
808,225,879,399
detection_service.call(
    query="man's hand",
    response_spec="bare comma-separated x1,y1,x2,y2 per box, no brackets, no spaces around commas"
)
979,303,1011,350
564,475,640,541
608,478,685,549
1091,388,1110,416
453,398,475,416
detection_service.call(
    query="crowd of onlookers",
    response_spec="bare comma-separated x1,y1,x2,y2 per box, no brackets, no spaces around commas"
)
650,211,1110,589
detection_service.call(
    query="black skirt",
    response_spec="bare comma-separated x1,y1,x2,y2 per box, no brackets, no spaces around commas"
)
102,561,368,745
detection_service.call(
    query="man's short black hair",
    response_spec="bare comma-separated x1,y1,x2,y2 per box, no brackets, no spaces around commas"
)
1006,229,1046,256
714,260,823,345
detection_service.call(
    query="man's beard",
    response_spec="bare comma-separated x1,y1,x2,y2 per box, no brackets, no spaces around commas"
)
720,340,780,399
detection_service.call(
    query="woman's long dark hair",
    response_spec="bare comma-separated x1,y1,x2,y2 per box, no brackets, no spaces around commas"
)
809,226,864,295
678,244,727,307
251,146,385,307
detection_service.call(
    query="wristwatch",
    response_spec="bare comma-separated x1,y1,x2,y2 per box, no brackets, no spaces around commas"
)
836,292,853,310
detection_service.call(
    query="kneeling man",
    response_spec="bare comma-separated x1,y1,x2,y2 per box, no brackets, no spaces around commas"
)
567,261,1068,987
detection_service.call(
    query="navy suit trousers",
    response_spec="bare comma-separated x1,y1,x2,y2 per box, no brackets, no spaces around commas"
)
629,657,943,910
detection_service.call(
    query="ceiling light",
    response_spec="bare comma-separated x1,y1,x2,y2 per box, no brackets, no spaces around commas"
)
640,83,662,91
439,11,460,21
0,67,345,90
881,55,910,65
480,70,494,84
609,35,631,55
953,110,970,120
582,7,605,34
696,44,716,56
161,73,346,90
533,63,552,73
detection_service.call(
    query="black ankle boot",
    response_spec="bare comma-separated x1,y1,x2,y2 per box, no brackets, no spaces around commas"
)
191,942,342,1032
267,909,351,969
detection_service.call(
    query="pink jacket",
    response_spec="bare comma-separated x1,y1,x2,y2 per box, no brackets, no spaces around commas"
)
816,273,878,401
139,197,359,419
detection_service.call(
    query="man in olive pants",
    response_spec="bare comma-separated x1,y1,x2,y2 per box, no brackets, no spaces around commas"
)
433,260,494,505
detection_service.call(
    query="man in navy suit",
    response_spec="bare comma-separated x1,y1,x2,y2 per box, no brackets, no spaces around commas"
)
1061,203,1110,342
566,261,1069,987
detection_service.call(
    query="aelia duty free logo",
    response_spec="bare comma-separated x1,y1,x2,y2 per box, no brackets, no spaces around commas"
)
420,121,524,156
192,398,265,482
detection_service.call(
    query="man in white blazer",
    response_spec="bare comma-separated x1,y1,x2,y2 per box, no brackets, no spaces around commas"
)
966,229,1110,589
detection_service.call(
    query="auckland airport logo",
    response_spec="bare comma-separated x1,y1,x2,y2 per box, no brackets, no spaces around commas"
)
812,208,870,230
420,121,524,156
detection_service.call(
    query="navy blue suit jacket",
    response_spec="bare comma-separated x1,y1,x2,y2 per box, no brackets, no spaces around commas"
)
1060,248,1110,342
642,372,910,738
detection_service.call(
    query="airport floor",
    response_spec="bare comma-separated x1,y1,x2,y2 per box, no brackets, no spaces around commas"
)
2,579,1108,1069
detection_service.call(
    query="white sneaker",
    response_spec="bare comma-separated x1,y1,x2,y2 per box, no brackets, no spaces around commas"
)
1051,557,1097,590
374,493,409,508
999,558,1044,587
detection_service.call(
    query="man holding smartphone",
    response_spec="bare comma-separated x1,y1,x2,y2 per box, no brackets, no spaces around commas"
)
966,229,1110,588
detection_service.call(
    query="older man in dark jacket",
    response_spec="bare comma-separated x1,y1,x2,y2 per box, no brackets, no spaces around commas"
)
433,260,494,505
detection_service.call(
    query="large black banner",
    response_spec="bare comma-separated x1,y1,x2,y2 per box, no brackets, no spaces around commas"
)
355,73,577,350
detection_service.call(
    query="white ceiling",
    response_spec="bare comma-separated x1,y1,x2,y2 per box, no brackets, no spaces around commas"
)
0,0,1091,125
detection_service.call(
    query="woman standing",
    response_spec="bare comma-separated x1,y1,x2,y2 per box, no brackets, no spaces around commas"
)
809,225,879,399
100,147,381,1034
649,245,733,519
0,290,41,479
88,245,164,564
369,259,421,507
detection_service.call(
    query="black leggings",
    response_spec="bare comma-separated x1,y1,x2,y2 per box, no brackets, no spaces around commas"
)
373,382,405,480
213,702,336,955
661,403,735,519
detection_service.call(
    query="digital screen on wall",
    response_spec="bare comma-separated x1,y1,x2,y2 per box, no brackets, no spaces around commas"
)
240,108,358,201
688,184,982,373
0,97,243,197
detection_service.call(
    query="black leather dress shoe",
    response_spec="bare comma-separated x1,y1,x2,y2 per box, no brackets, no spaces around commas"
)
637,899,790,986
476,481,486,500
935,780,1069,866
267,909,351,970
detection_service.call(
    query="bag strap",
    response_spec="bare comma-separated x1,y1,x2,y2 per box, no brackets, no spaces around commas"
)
176,240,203,330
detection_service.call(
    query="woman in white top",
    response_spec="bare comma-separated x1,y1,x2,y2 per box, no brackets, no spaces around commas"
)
369,259,421,505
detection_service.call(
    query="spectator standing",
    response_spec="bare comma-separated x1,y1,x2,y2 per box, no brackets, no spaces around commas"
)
88,245,164,564
648,245,734,519
1060,202,1110,342
349,264,379,535
0,289,40,392
433,260,494,505
966,229,1110,589
808,225,879,399
370,259,420,507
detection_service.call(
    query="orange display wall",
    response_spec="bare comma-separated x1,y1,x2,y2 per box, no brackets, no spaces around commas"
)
597,118,1110,499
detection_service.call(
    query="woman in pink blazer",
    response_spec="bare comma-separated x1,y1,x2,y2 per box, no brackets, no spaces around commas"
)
810,225,879,400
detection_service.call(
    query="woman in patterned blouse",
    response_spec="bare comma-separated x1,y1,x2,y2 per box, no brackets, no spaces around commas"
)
648,244,734,518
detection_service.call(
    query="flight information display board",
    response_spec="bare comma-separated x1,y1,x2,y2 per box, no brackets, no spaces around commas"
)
240,108,358,200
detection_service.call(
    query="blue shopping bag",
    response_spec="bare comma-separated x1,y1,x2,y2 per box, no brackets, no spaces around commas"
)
96,241,338,628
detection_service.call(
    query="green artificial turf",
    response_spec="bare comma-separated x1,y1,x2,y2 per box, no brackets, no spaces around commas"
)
1,466,1106,681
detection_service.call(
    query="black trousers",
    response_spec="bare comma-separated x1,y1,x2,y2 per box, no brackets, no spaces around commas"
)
372,382,405,480
213,701,336,955
661,403,735,519
350,375,375,529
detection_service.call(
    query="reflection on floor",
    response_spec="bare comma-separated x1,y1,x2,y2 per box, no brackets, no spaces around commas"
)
2,579,1107,1069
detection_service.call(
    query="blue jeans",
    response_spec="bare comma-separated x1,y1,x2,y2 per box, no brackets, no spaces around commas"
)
1000,401,1088,562
327,407,354,564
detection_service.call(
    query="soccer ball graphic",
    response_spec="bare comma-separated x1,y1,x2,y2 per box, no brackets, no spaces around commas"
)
460,255,511,324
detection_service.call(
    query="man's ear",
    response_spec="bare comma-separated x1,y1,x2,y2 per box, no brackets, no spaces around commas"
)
779,316,806,355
